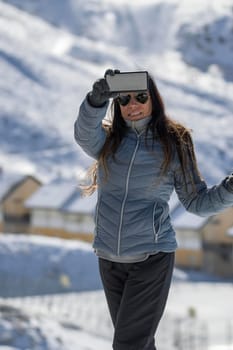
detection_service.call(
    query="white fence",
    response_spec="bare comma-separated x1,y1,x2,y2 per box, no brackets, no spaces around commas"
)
0,292,233,350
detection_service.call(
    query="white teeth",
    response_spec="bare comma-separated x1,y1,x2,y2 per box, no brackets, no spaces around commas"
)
129,112,141,117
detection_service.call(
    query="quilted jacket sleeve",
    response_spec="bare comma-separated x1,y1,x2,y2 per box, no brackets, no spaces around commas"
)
174,156,233,217
74,97,109,160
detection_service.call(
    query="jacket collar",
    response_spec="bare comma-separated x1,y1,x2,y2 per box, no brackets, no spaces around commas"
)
125,115,152,133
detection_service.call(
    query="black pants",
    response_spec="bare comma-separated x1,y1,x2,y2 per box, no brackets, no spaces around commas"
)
99,252,175,350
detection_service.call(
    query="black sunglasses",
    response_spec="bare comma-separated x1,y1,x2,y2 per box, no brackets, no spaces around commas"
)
117,92,149,106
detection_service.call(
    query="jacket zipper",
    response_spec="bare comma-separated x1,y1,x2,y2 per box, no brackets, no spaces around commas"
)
117,134,140,255
94,195,100,236
154,203,166,243
152,202,158,242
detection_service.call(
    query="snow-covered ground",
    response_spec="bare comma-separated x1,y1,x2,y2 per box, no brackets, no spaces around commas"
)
0,234,232,350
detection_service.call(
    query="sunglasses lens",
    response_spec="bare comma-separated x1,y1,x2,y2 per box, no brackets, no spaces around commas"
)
117,92,149,106
135,92,149,104
118,95,131,106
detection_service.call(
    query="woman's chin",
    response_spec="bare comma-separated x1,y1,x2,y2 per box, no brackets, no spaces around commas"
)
125,114,145,121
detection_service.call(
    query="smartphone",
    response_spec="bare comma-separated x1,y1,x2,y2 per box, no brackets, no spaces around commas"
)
106,71,148,93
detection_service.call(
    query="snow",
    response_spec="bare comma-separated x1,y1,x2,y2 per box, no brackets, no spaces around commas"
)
0,234,101,297
0,233,232,350
24,177,97,214
172,210,208,229
0,171,25,200
0,0,232,183
25,179,80,210
63,191,97,214
168,191,180,212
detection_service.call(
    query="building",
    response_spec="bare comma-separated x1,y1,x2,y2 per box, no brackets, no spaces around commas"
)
0,171,42,233
171,204,233,277
201,206,233,277
168,191,205,269
25,179,97,242
171,209,208,269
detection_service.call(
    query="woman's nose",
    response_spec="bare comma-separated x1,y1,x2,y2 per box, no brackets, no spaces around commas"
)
128,96,138,106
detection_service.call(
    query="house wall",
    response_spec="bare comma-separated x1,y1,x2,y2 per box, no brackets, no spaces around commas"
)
202,207,233,243
0,210,3,231
2,178,41,217
176,229,202,250
64,213,95,233
175,229,203,268
0,219,3,232
3,221,30,234
31,209,65,229
1,177,41,233
203,246,233,277
175,249,203,269
29,227,93,242
29,209,94,242
174,209,233,274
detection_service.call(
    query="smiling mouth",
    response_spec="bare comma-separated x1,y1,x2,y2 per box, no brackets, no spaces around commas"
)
128,112,143,118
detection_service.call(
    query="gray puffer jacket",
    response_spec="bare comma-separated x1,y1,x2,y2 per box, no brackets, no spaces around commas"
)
74,98,233,259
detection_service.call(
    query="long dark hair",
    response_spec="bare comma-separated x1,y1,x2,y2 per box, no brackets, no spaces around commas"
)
82,74,201,195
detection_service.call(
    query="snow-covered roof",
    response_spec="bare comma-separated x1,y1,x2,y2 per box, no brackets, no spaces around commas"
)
172,210,208,230
25,178,97,214
0,171,32,201
25,179,80,210
63,192,97,214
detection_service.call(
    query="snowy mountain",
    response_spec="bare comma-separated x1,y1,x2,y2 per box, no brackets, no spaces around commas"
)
0,0,232,183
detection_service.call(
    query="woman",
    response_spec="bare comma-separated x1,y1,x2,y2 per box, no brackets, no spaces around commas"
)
74,69,233,350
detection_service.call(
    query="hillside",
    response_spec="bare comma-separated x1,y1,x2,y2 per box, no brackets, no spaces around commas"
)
0,0,232,183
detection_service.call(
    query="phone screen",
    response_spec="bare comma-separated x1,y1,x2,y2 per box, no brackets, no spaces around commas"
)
106,71,148,93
